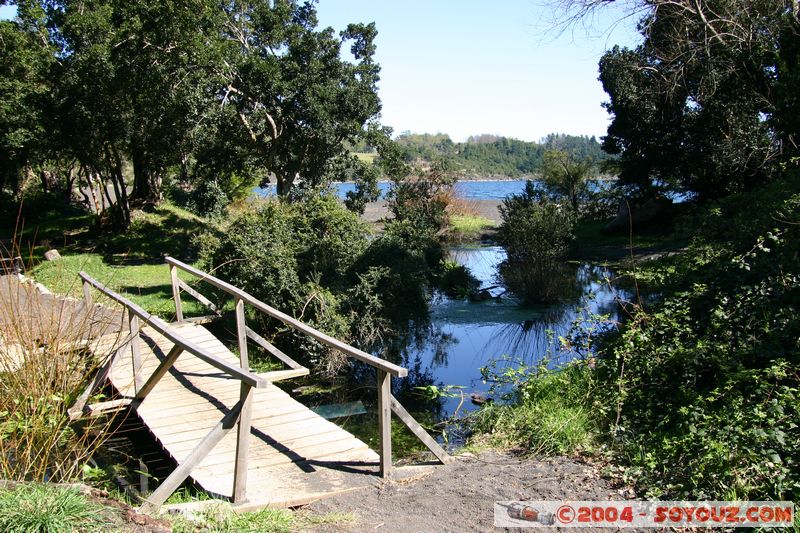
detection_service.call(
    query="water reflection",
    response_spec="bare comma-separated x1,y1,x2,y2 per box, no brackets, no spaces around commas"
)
403,246,625,418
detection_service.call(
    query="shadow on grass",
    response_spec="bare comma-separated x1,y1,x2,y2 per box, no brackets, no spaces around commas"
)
2,195,220,267
0,192,97,255
101,207,212,263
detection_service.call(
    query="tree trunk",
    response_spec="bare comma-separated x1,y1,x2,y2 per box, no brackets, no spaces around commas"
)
132,145,163,206
276,172,298,196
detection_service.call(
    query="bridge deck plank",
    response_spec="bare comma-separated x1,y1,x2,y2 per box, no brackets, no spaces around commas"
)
105,321,381,506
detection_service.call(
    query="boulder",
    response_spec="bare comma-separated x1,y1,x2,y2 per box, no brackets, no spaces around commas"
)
44,249,61,261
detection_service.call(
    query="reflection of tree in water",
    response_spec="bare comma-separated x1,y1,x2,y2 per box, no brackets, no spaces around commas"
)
482,307,567,367
500,260,581,305
482,264,627,367
381,318,457,370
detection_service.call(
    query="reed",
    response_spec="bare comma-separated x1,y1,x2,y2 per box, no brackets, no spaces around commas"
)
0,248,125,483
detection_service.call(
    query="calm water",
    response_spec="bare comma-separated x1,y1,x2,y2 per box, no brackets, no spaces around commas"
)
395,245,623,418
257,179,624,201
258,180,539,200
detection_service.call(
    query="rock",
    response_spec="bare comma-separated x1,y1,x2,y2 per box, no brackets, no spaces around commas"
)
44,249,61,261
470,392,492,405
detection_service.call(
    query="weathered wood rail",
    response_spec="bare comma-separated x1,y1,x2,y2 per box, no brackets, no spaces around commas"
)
75,257,451,511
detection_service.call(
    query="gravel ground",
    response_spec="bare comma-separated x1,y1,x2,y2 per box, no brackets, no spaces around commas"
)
305,451,638,533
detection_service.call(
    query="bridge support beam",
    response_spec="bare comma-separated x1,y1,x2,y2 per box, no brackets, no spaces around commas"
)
377,369,392,478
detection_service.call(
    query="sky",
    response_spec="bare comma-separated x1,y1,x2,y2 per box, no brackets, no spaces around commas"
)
0,1,642,143
314,0,642,142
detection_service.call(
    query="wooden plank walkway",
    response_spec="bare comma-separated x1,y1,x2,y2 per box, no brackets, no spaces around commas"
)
104,321,384,507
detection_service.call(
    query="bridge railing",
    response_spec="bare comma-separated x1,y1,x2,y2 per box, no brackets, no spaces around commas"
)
165,256,452,480
78,272,268,511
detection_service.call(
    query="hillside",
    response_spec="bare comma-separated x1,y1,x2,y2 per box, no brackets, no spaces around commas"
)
391,132,610,177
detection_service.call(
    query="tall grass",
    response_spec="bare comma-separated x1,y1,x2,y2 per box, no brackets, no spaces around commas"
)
0,250,125,483
468,362,598,456
439,185,495,241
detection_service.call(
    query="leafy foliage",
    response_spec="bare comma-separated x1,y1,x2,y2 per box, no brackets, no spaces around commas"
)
593,176,800,500
0,0,388,227
598,1,799,200
199,194,402,370
539,149,594,212
186,179,229,220
497,181,577,304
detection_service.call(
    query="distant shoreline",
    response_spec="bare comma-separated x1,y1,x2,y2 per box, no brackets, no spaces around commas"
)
336,175,618,184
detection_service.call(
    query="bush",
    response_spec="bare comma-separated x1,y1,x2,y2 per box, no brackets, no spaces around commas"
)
187,179,229,219
199,194,391,370
386,168,454,248
497,182,576,303
594,178,800,500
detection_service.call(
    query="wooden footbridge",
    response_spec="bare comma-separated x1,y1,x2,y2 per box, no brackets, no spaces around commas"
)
70,257,450,512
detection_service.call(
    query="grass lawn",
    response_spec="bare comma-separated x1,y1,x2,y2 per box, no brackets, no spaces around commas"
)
353,152,377,164
448,213,495,242
2,198,219,318
31,252,210,319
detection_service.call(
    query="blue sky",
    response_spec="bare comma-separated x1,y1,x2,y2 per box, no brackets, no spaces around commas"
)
315,1,641,142
1,1,641,142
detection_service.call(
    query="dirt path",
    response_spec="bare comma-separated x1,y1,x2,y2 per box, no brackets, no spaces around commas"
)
304,451,633,533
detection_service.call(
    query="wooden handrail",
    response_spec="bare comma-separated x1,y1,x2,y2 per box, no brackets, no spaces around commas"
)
165,256,408,378
162,257,452,482
79,272,267,390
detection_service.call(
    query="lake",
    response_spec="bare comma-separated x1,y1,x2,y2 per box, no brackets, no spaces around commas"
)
258,180,543,201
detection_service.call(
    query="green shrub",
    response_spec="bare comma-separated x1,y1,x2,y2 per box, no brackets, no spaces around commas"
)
436,259,479,299
594,180,800,501
199,195,366,365
386,168,454,248
187,179,229,219
497,182,576,303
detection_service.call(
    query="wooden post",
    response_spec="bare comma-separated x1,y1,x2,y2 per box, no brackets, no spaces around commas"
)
232,297,252,502
82,279,92,309
390,394,452,464
170,264,184,322
232,383,253,503
129,314,143,393
235,298,248,369
377,369,392,478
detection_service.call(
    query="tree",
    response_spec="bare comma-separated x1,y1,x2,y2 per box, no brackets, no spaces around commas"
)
217,0,383,197
0,5,57,195
497,181,577,304
580,0,800,200
539,148,593,211
2,0,388,225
